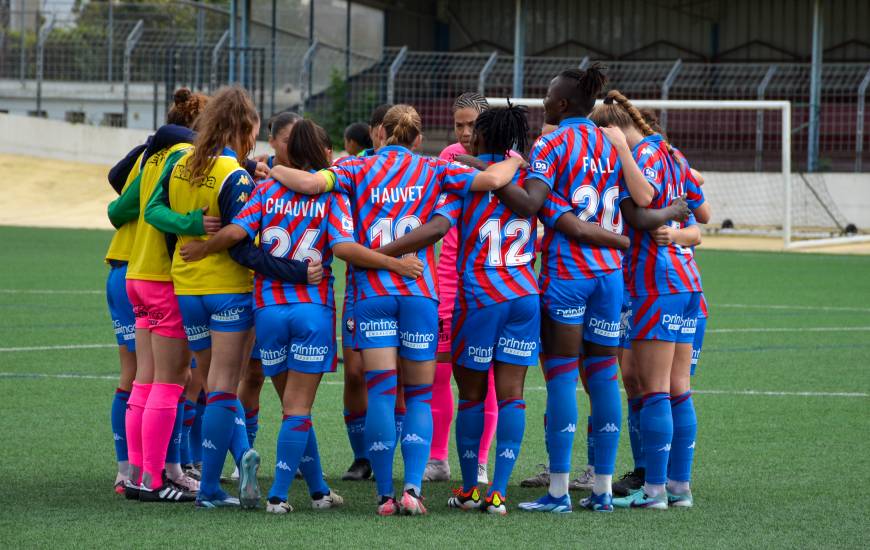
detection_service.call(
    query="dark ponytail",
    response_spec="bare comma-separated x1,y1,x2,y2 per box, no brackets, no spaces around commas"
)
557,63,608,116
474,101,530,155
166,87,209,128
286,119,331,172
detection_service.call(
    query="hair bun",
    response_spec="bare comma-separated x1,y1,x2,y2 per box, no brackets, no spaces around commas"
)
174,87,192,105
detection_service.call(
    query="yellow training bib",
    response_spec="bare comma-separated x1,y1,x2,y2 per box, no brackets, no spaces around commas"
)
126,143,193,282
167,151,253,295
105,151,144,263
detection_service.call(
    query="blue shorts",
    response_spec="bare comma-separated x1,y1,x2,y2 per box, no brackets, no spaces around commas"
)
106,264,136,352
250,342,262,362
691,315,707,376
177,293,253,351
452,294,540,369
630,292,701,343
541,270,624,347
341,293,355,350
354,295,438,361
255,304,337,377
619,288,632,350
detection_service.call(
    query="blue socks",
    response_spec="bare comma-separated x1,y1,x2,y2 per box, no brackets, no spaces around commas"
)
364,370,397,497
668,391,697,483
394,407,406,445
180,399,196,465
165,396,185,465
344,409,367,460
640,392,673,486
401,384,433,494
190,391,206,465
229,399,251,466
586,415,594,467
298,425,330,496
456,399,484,492
111,388,130,463
543,356,579,474
245,406,259,448
627,397,645,470
584,356,621,476
200,392,239,497
490,398,525,497
268,415,312,501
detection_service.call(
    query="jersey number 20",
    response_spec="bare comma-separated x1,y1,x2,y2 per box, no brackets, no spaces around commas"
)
572,186,622,233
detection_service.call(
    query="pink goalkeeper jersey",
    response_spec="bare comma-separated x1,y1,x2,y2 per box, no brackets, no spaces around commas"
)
436,143,469,318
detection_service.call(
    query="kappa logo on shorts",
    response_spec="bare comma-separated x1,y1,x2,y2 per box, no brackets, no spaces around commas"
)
234,417,245,426
560,423,576,433
462,450,477,459
657,443,672,452
113,432,123,441
202,439,217,450
299,455,314,463
599,423,619,433
499,449,516,460
276,460,292,471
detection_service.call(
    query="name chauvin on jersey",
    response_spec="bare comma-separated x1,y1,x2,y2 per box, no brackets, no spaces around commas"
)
582,156,614,173
370,186,424,204
264,198,326,218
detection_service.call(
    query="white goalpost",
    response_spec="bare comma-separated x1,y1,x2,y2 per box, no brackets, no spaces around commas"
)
487,98,870,250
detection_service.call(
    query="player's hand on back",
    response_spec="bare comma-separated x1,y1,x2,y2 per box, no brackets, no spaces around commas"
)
651,226,674,246
307,259,324,285
180,240,209,262
201,207,222,235
667,195,691,222
600,125,628,150
254,162,270,180
396,255,424,279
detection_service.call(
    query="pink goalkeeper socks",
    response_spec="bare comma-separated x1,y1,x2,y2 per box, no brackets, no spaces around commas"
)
479,369,497,464
429,362,455,461
125,382,152,484
141,382,184,489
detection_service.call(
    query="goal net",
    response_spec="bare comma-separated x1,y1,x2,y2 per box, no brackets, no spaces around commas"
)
487,98,869,249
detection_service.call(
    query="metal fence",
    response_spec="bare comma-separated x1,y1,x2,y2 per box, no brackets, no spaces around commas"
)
1,3,868,171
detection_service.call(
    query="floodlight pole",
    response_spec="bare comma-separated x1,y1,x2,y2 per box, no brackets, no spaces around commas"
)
807,0,823,172
512,0,525,99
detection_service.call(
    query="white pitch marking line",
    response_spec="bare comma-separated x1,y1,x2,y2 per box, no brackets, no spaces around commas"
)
0,289,103,295
0,344,116,353
708,326,870,334
716,303,870,313
0,372,864,398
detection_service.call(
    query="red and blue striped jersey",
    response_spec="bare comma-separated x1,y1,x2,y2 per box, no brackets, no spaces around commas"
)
672,148,706,210
618,135,702,297
528,117,624,280
233,178,355,309
329,145,477,300
435,154,538,307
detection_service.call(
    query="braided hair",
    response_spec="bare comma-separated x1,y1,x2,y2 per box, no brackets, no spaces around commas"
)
474,101,529,156
556,63,608,116
453,92,489,114
591,90,675,155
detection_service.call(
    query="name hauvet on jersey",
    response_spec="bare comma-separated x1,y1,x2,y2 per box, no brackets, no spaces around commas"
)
370,186,424,204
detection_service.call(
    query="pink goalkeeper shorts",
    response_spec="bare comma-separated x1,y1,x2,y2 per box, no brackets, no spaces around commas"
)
125,279,186,339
